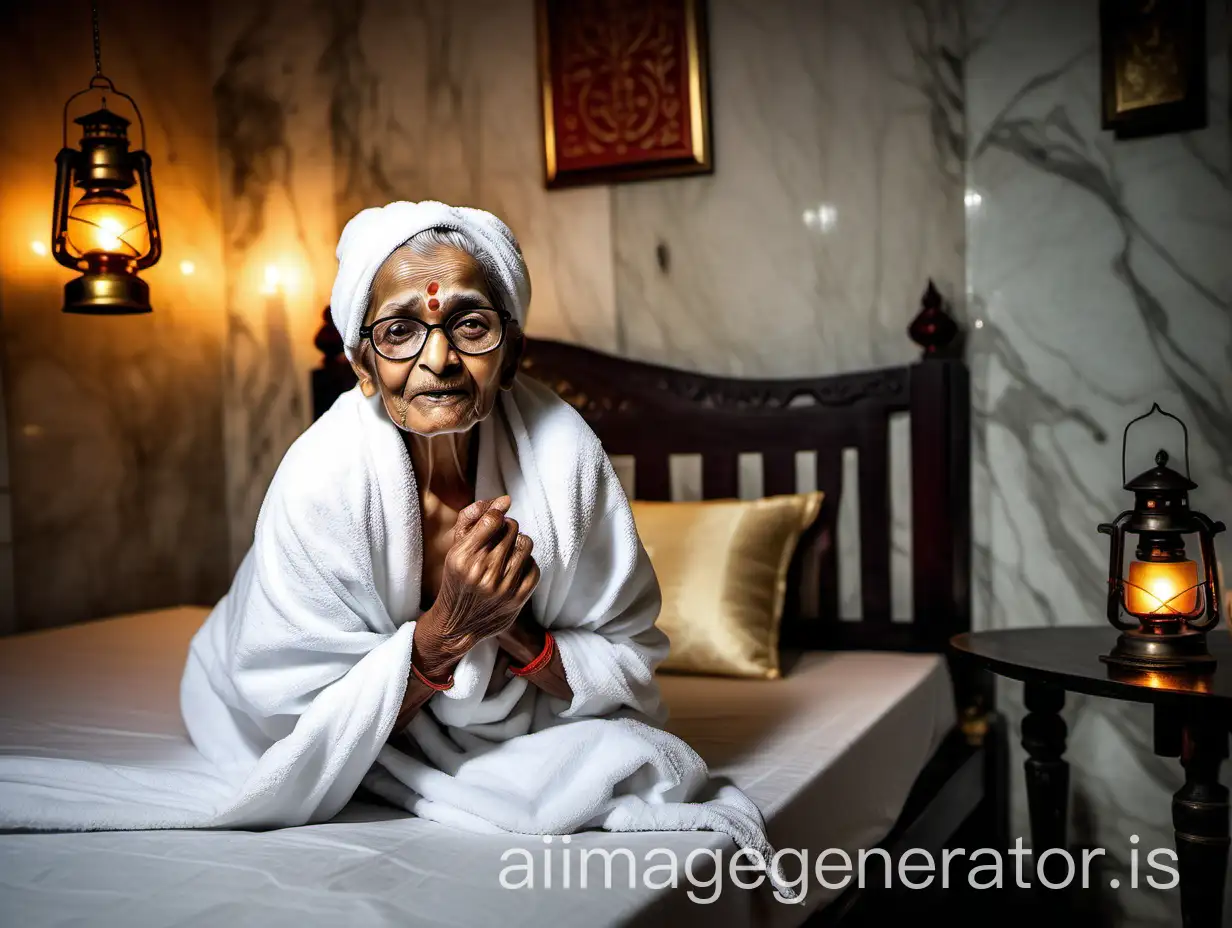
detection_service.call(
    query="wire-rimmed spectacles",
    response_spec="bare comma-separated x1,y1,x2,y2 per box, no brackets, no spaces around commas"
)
359,308,511,362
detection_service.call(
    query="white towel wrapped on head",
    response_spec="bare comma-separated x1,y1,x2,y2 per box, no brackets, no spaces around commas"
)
0,199,795,901
330,199,532,360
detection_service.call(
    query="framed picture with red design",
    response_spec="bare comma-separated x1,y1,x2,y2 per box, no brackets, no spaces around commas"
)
535,0,712,188
1100,0,1206,139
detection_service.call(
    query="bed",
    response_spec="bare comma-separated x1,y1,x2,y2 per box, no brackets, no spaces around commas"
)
0,282,1007,927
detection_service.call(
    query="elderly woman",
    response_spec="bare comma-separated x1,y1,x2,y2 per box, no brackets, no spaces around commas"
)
348,221,589,722
0,201,787,896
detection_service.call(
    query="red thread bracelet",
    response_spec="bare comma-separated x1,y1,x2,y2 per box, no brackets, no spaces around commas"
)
411,661,454,691
509,630,555,677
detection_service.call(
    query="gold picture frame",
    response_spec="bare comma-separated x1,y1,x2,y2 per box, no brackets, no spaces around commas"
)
1100,0,1207,138
536,0,713,188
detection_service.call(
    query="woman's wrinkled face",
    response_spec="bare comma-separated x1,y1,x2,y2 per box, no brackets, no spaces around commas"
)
355,243,521,436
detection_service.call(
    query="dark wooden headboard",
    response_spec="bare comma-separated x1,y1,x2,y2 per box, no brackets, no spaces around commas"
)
310,281,976,707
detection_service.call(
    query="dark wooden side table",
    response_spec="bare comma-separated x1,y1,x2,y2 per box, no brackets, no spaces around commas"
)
950,627,1231,928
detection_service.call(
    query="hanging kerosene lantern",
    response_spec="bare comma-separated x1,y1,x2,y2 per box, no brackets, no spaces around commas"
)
1097,404,1225,670
50,2,161,313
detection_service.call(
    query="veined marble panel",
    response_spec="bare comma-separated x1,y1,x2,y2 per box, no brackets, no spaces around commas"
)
321,0,617,354
612,0,966,379
966,0,1231,922
0,0,230,630
212,1,342,568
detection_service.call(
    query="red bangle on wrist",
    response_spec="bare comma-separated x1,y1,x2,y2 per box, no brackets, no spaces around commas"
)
411,661,454,691
509,630,555,677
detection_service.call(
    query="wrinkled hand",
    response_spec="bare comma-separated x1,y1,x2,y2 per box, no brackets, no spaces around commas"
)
416,496,540,669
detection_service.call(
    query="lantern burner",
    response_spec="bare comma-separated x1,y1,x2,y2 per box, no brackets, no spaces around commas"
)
1134,533,1187,562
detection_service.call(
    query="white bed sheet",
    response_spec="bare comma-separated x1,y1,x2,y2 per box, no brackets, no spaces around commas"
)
0,607,954,928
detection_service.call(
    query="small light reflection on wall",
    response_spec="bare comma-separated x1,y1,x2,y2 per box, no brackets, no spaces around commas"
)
259,262,303,296
802,204,838,233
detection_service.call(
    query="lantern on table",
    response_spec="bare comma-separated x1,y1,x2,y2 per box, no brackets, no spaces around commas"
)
50,3,161,313
1097,404,1225,670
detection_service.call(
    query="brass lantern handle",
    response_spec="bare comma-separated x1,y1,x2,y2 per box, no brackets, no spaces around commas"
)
1121,402,1190,486
1098,512,1140,631
61,3,148,153
1186,512,1226,632
133,150,161,271
60,75,148,154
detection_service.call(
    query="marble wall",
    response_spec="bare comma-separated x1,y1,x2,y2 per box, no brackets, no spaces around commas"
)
965,0,1231,923
0,0,231,631
210,2,339,569
613,0,966,379
324,0,619,355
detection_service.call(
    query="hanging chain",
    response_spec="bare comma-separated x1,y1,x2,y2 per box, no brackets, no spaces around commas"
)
91,0,102,76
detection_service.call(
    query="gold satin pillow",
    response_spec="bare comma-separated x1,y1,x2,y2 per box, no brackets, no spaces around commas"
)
631,491,824,680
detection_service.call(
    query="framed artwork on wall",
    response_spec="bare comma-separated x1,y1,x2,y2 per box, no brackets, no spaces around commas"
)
1100,0,1206,138
536,0,712,188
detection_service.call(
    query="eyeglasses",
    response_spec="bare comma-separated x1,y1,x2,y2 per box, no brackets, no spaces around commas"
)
359,308,511,362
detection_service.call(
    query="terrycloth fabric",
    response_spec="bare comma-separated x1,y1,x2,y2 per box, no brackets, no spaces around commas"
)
0,200,795,900
330,200,532,361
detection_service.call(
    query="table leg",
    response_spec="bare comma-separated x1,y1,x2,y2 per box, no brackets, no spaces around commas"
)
1171,711,1229,928
1022,682,1068,884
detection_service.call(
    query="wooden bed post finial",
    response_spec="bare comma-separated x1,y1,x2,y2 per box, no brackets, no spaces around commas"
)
314,305,345,364
908,279,960,359
311,305,357,419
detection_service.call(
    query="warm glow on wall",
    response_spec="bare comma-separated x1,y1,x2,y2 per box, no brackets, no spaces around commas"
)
258,262,302,296
262,264,282,294
30,241,48,257
180,260,195,276
1125,559,1200,615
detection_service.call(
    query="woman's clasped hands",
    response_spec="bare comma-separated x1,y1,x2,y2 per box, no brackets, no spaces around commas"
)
412,496,540,682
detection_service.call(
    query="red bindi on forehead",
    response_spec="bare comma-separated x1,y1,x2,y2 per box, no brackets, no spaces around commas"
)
426,280,441,311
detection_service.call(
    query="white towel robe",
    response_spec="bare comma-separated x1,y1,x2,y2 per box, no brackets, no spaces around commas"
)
0,375,790,896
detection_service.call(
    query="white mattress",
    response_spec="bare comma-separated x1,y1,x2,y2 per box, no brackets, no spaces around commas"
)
0,607,954,928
